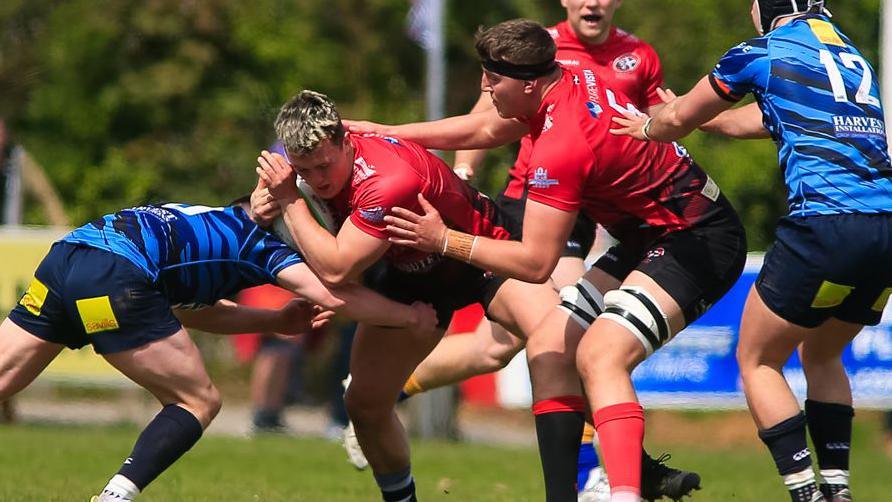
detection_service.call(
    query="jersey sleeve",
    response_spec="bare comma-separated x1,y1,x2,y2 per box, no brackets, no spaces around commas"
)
349,165,424,239
710,37,770,102
524,127,595,212
254,232,305,278
639,43,665,109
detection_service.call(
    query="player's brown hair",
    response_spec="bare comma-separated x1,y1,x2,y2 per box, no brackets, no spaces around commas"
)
474,19,556,66
275,90,346,156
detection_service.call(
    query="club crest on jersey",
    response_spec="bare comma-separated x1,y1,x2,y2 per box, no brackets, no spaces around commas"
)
613,53,640,73
358,206,386,223
529,167,559,189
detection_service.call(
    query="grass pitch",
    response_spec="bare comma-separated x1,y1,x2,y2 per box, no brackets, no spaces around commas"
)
0,414,889,501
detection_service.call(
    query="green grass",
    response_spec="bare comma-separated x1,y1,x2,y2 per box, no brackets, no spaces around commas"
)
0,417,889,501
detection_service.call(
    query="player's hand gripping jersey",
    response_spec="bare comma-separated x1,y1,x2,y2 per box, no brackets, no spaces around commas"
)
329,134,517,273
524,68,726,248
501,22,664,200
710,14,892,216
63,204,303,308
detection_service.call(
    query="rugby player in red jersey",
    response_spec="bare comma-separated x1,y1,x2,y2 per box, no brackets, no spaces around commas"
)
391,2,683,499
352,20,747,502
254,90,583,502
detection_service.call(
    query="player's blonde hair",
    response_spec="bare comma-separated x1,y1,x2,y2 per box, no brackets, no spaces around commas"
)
275,90,346,156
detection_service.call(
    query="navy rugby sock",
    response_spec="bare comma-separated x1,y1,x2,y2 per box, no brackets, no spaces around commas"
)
374,466,417,502
805,399,853,496
758,412,819,502
117,404,204,490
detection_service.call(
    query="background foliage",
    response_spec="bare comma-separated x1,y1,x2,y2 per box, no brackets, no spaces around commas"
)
0,0,882,249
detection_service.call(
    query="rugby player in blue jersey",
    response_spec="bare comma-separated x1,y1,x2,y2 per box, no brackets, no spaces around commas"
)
612,2,892,500
0,199,438,502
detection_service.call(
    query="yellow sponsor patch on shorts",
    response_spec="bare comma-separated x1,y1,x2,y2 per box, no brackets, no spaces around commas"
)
19,277,49,316
76,296,120,334
807,19,846,47
872,287,892,312
810,280,854,309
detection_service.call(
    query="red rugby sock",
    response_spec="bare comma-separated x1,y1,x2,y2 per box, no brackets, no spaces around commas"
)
593,402,645,498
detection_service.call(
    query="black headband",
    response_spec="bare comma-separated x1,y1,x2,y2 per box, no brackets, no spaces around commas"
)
481,58,558,80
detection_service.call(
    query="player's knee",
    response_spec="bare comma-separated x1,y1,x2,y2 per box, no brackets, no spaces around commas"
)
0,363,30,401
0,373,16,401
600,287,671,358
576,337,618,381
184,383,222,426
478,340,523,372
800,348,845,376
344,386,391,425
800,339,845,367
557,278,605,331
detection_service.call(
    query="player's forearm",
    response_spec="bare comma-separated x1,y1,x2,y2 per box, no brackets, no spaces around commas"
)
699,102,770,139
444,232,559,284
453,149,487,174
388,111,526,151
175,299,277,334
280,199,354,285
648,76,734,142
327,284,424,329
647,98,700,142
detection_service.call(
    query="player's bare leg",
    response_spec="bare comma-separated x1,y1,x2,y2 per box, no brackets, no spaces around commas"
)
345,323,442,501
737,289,861,501
801,318,860,499
96,328,221,501
577,271,686,502
401,255,586,398
0,318,64,400
486,278,585,502
400,320,524,397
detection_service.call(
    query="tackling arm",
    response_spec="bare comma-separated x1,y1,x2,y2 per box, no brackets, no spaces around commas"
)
275,262,436,331
645,76,736,141
453,93,498,179
347,107,529,151
174,298,329,335
699,102,770,139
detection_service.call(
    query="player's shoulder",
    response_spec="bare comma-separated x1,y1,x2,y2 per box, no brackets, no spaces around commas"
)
532,96,596,160
351,137,422,198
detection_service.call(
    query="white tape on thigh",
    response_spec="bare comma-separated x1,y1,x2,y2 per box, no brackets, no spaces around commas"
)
557,278,605,329
600,287,671,357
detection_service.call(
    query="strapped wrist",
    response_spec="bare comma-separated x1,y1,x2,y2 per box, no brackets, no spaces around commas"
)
442,230,475,264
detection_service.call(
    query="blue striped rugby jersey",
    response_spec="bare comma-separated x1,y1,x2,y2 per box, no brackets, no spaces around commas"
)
710,14,892,217
62,203,303,308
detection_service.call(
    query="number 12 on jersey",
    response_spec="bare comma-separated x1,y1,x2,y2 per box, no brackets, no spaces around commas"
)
819,49,881,107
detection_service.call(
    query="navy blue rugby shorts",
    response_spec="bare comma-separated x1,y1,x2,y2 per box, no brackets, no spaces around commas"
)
8,242,182,354
756,213,892,328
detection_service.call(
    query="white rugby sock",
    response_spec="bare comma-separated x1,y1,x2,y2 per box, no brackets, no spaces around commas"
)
102,474,140,500
820,468,849,486
783,467,817,490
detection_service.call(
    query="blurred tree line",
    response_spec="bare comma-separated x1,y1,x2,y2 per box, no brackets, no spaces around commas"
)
0,0,882,249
